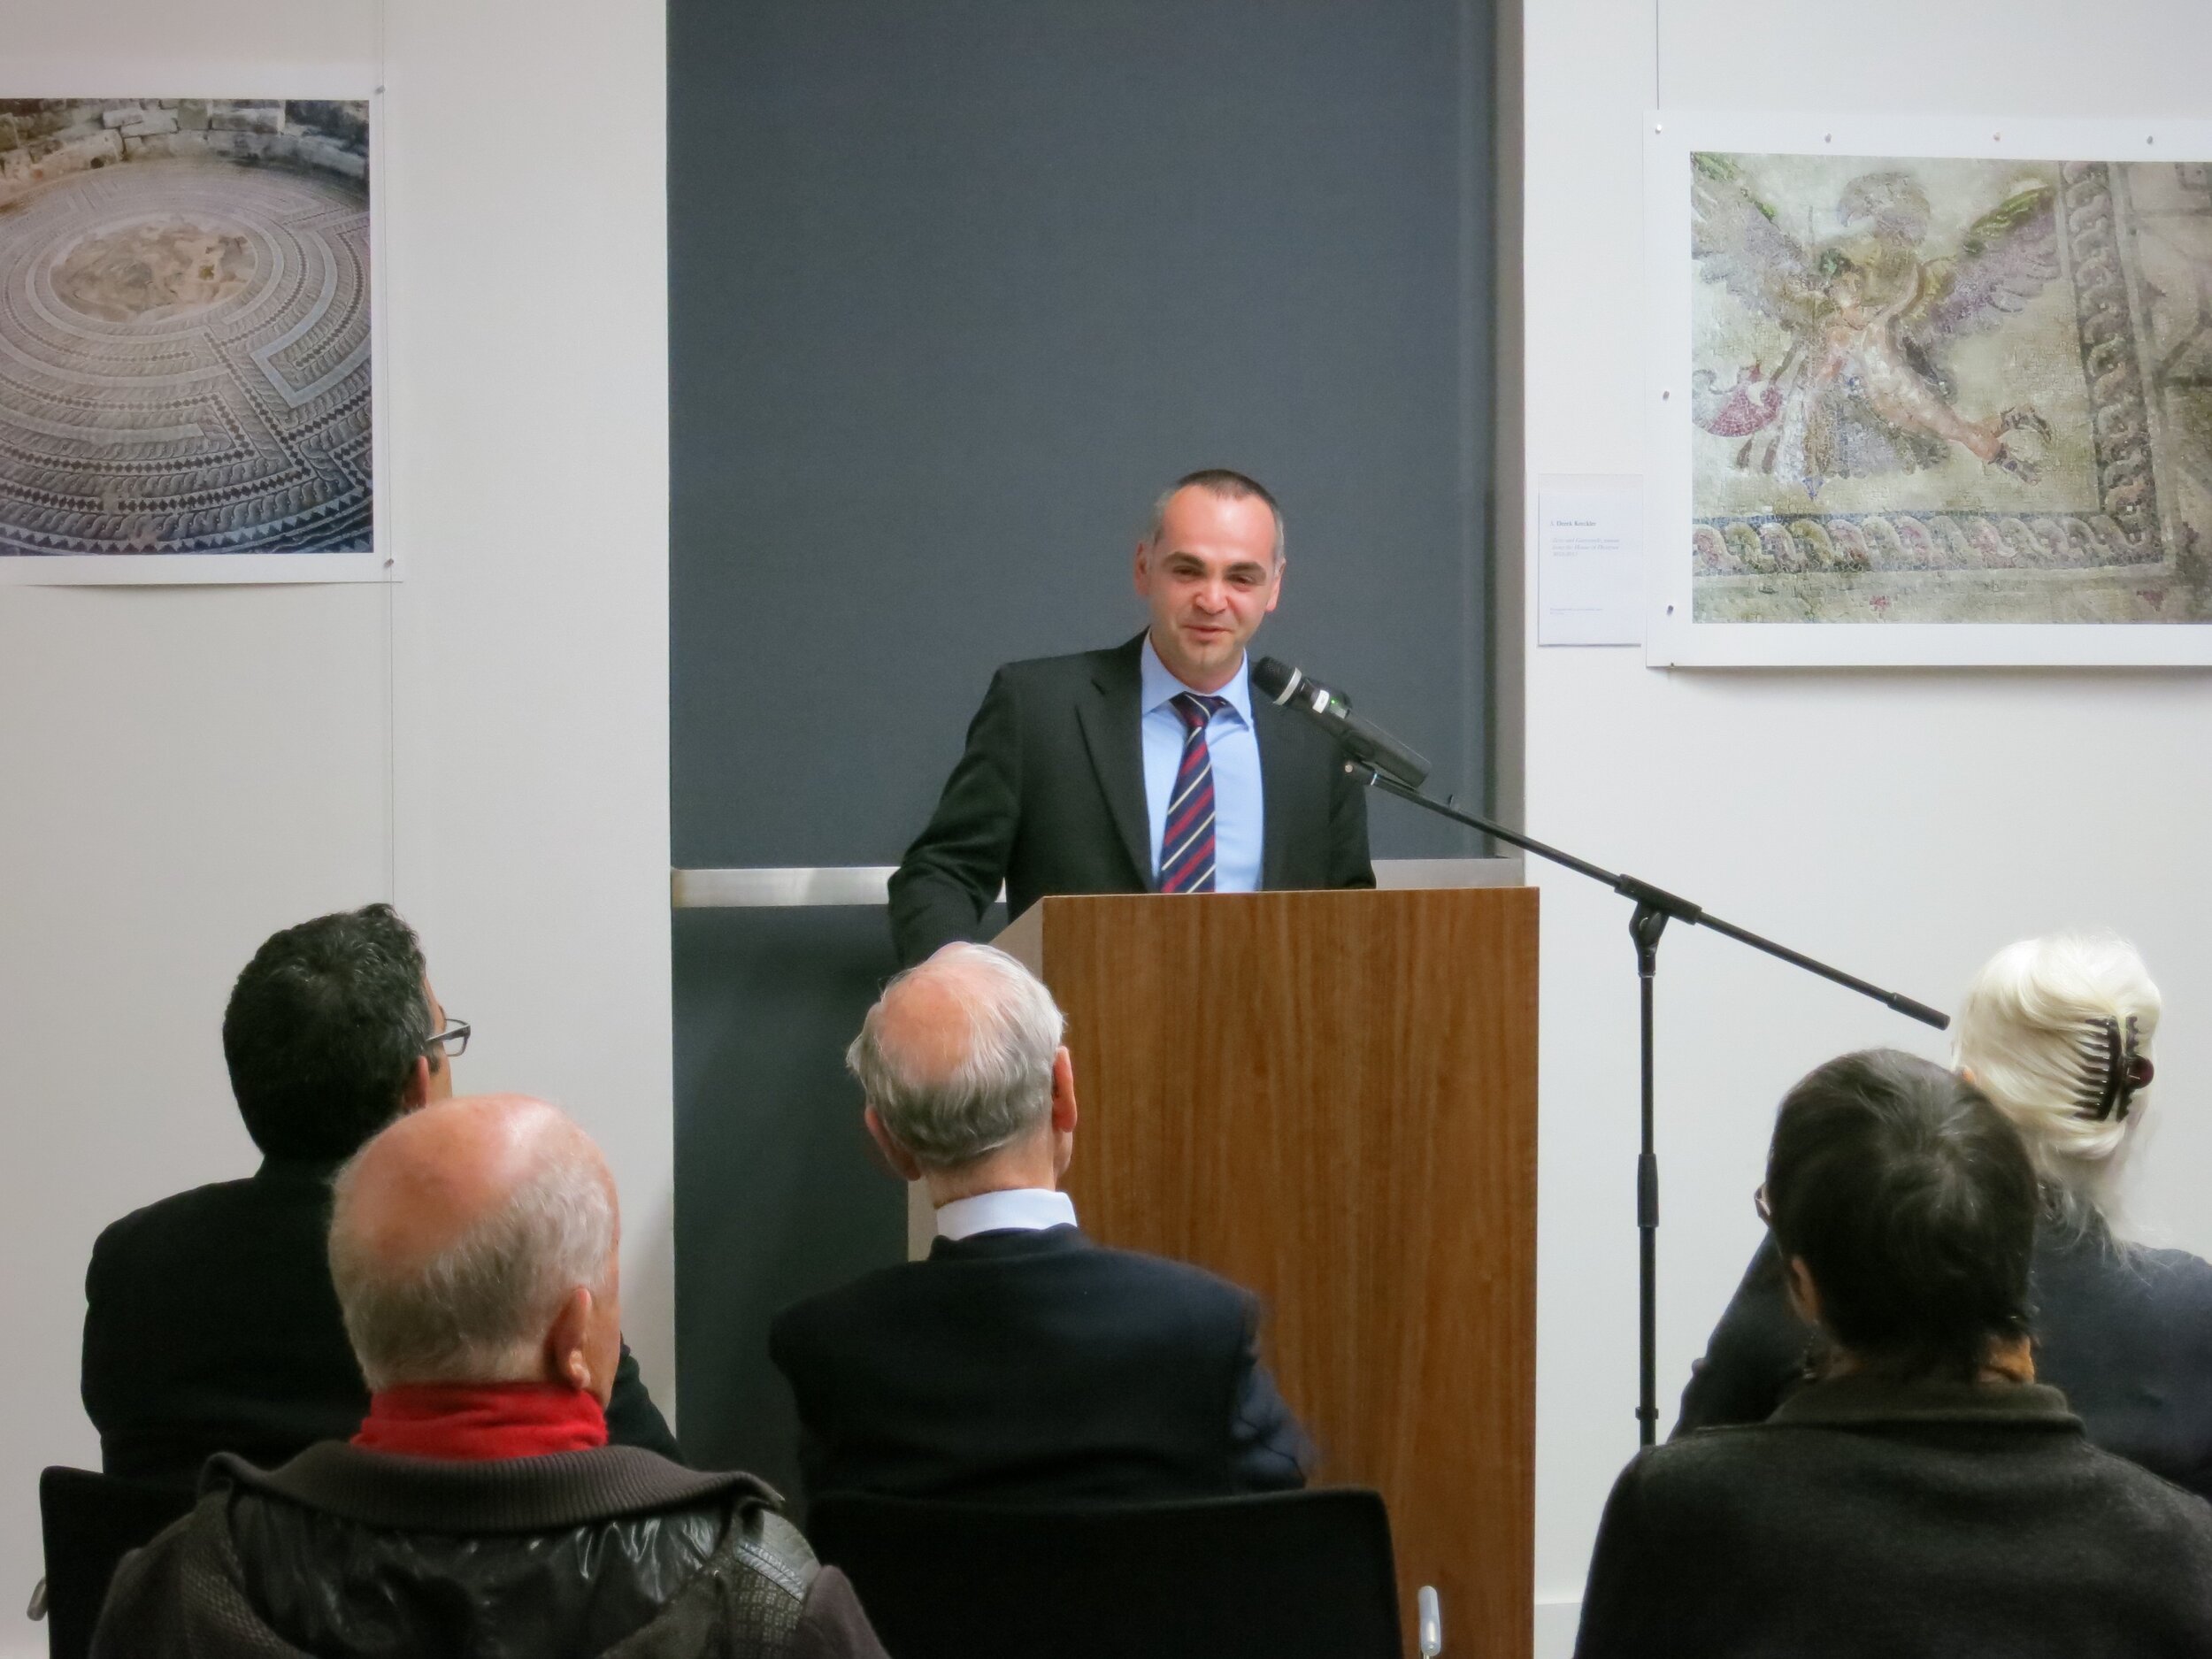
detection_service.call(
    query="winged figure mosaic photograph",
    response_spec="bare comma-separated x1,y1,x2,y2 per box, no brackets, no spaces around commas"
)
1689,151,2212,624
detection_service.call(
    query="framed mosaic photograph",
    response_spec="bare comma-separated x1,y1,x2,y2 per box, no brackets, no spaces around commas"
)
0,73,382,584
1646,114,2212,664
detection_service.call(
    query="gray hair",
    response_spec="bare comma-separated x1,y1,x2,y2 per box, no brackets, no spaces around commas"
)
1953,931,2162,1236
328,1124,617,1390
1144,468,1285,563
847,942,1067,1171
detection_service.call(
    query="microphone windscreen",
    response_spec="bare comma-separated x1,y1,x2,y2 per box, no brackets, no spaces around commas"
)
1249,657,1295,700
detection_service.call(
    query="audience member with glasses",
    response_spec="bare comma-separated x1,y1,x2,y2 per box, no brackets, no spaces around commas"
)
1574,1048,2212,1657
80,903,678,1489
1677,932,2212,1500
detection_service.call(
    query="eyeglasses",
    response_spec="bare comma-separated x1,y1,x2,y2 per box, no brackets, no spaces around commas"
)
427,1018,471,1059
1753,1184,1773,1226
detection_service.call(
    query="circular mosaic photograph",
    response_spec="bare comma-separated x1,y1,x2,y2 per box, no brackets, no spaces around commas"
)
0,99,371,557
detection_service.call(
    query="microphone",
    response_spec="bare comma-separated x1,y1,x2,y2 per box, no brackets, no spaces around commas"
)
1250,657,1432,788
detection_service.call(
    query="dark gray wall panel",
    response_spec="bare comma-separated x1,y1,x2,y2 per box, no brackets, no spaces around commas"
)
670,907,905,1489
672,0,1494,868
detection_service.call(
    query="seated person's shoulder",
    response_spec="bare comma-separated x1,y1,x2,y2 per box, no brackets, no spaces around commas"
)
91,1175,267,1267
1586,1427,1809,1556
1010,1240,1265,1357
1626,1421,1783,1487
2129,1241,2212,1302
770,1260,926,1362
2084,1240,2212,1353
772,1240,1255,1356
1084,1241,1256,1310
2061,1439,2212,1569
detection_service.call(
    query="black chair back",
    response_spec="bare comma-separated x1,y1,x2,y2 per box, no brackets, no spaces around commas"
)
38,1466,195,1659
807,1487,1403,1659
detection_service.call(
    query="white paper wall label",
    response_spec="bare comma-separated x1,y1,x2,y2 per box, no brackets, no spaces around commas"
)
1539,477,1643,646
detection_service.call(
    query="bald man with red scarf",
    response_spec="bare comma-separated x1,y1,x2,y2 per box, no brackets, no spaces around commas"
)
96,1096,887,1659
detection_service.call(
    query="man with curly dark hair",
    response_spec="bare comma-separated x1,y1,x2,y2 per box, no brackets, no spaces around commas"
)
81,904,676,1487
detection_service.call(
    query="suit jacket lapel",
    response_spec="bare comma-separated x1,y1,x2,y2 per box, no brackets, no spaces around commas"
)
1255,692,1295,889
1076,635,1156,892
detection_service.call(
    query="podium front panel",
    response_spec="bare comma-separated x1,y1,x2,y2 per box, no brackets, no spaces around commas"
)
1000,887,1537,1658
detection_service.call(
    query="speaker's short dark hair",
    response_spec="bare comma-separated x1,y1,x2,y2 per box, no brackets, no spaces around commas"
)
1147,469,1285,560
222,904,434,1161
1767,1048,2038,1382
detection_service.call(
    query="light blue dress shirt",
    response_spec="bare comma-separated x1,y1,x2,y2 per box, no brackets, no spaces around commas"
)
1140,634,1263,893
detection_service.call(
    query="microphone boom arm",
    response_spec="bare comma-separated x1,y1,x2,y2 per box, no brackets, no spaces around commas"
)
1355,766,1949,1029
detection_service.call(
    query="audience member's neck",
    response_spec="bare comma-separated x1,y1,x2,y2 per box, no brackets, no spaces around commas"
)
1978,1336,2036,1385
1822,1334,2036,1387
355,1379,608,1461
924,1137,1057,1209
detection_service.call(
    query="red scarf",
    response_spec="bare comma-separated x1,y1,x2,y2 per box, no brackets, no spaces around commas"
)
353,1383,609,1461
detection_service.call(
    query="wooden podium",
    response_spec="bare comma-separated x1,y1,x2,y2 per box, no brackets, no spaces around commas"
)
995,886,1537,1658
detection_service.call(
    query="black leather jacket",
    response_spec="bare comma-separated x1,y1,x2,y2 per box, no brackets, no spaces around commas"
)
94,1444,888,1658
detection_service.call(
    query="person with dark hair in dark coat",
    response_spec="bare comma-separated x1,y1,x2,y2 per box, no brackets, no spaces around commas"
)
95,1096,885,1659
1677,933,2212,1502
81,904,677,1487
1575,1049,2212,1659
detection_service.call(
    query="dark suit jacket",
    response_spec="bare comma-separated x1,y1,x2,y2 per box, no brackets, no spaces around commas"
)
1674,1223,2212,1501
1578,1375,2212,1657
889,634,1375,964
768,1225,1310,1504
82,1156,680,1486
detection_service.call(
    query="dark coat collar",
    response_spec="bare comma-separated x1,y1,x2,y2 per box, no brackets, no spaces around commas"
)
1768,1373,2082,1433
211,1441,777,1533
251,1155,347,1189
926,1223,1092,1263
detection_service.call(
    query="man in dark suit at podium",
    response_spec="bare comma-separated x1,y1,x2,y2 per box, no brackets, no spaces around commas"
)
887,470,1374,966
770,942,1310,1503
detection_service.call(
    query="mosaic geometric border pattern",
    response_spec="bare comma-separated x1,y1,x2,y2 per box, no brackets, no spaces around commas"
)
0,155,371,557
1692,161,2162,582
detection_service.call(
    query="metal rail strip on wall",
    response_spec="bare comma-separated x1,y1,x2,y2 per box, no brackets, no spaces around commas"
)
672,858,1524,909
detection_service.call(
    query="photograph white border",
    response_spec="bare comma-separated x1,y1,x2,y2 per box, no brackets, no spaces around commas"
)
0,65,388,586
1645,111,2212,667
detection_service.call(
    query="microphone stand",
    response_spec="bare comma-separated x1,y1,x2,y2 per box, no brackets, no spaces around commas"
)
1348,764,1948,1448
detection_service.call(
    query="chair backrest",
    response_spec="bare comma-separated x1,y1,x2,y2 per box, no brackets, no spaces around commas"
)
806,1486,1403,1659
38,1467,195,1659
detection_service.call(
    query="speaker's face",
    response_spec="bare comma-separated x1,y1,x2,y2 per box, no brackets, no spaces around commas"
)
1133,487,1282,693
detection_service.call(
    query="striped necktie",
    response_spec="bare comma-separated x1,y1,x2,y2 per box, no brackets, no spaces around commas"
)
1160,692,1229,894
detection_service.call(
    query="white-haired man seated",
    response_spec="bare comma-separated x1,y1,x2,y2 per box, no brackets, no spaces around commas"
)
96,1095,887,1659
771,942,1311,1502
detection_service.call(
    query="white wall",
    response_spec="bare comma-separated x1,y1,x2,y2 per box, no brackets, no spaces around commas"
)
0,3,670,1647
1522,2,2212,1649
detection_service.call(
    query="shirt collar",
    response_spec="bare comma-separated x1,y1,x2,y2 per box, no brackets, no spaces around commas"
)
934,1187,1079,1241
1139,632,1253,725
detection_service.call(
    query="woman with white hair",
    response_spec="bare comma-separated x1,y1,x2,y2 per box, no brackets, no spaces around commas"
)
1675,932,2212,1500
